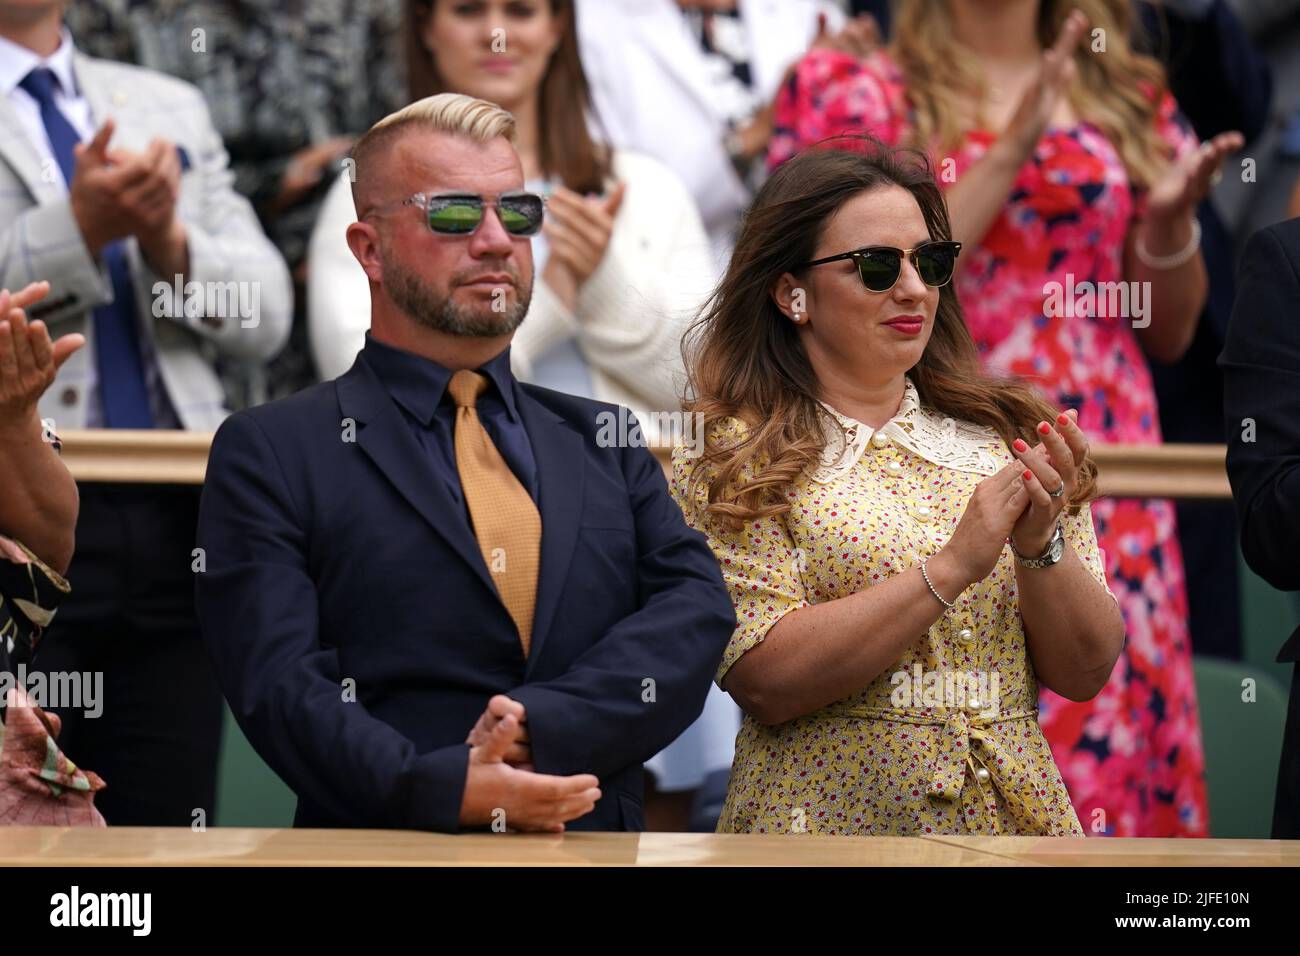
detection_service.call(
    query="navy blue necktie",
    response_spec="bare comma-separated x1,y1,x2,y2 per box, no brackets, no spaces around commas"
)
19,67,154,428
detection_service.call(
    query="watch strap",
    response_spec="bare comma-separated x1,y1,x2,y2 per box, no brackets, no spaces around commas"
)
1009,522,1064,568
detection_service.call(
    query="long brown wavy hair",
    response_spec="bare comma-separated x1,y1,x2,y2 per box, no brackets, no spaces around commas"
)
893,0,1172,189
682,137,1099,526
405,0,611,193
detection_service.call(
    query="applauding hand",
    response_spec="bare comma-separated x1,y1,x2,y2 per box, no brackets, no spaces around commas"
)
541,183,625,310
1144,131,1243,226
1008,408,1090,555
1000,9,1088,158
460,711,601,833
0,281,84,432
465,694,532,768
938,460,1035,589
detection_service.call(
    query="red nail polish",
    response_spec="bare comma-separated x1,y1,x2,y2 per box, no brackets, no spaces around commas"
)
1022,470,1033,481
1013,438,1027,452
1038,422,1051,435
1057,413,1069,426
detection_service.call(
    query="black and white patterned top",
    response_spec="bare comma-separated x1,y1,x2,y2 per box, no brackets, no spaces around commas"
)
682,4,763,129
0,539,70,719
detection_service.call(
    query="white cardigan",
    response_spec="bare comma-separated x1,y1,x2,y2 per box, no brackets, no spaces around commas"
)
307,150,717,430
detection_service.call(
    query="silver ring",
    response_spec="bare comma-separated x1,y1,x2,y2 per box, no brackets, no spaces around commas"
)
1048,480,1066,498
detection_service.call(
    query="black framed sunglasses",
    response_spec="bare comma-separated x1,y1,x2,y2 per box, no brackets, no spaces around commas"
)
802,240,962,292
372,191,548,237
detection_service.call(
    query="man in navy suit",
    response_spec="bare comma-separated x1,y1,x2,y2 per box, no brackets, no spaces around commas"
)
1221,215,1300,838
194,93,735,832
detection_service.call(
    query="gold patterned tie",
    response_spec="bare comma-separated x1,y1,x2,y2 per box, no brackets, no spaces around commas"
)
447,369,541,656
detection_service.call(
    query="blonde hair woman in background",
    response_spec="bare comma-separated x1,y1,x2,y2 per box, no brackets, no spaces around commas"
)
768,0,1244,837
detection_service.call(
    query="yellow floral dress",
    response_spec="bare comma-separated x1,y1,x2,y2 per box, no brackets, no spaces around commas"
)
671,378,1116,836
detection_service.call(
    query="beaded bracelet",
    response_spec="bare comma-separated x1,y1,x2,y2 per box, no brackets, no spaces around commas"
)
1135,218,1201,270
921,559,956,609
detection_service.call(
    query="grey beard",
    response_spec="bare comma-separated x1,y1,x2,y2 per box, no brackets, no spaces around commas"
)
387,261,532,338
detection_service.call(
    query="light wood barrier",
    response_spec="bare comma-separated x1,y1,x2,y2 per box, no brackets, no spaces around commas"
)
0,827,1294,866
57,430,1232,499
60,430,214,485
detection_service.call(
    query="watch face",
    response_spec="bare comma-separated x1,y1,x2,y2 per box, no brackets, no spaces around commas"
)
1048,535,1065,563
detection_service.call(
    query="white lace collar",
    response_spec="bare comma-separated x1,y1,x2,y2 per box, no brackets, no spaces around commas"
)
812,377,1007,483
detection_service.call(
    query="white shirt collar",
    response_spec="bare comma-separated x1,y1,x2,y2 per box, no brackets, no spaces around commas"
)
813,376,1008,482
818,377,922,442
0,27,79,100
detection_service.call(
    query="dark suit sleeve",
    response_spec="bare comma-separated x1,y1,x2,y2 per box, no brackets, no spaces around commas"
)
195,412,470,831
1221,225,1300,592
508,440,736,780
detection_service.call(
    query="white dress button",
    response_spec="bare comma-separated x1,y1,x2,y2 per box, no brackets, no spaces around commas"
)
967,698,982,711
885,459,904,476
913,504,933,520
871,432,890,449
957,628,974,645
974,766,991,783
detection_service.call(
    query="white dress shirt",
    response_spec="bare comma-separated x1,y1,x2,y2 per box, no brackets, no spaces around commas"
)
0,28,93,189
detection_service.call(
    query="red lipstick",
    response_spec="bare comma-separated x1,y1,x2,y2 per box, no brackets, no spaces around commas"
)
883,314,924,336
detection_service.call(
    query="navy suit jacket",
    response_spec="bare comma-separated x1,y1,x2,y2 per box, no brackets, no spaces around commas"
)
194,353,735,832
1221,217,1300,837
1222,217,1300,648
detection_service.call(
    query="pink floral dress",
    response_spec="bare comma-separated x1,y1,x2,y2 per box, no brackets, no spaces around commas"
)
768,47,1208,837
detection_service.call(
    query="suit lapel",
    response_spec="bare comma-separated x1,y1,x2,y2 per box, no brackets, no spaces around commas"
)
0,53,129,204
517,389,585,674
337,358,590,667
71,52,113,131
73,54,151,154
0,95,53,200
336,357,499,598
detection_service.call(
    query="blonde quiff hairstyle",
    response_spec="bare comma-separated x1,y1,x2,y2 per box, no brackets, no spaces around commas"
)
349,93,518,215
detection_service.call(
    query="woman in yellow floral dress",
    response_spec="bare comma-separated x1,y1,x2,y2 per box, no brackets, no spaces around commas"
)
671,139,1125,836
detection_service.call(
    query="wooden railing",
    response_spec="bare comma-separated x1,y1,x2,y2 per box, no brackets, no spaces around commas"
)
1,825,1294,866
56,430,1233,499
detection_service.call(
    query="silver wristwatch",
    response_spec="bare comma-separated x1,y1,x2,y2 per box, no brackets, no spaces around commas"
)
1008,522,1065,569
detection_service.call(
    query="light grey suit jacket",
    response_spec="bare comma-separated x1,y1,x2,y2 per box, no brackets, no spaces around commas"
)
0,51,291,432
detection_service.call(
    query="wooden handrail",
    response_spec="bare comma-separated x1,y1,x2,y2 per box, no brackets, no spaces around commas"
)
56,430,1233,499
0,825,1295,866
60,430,213,485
